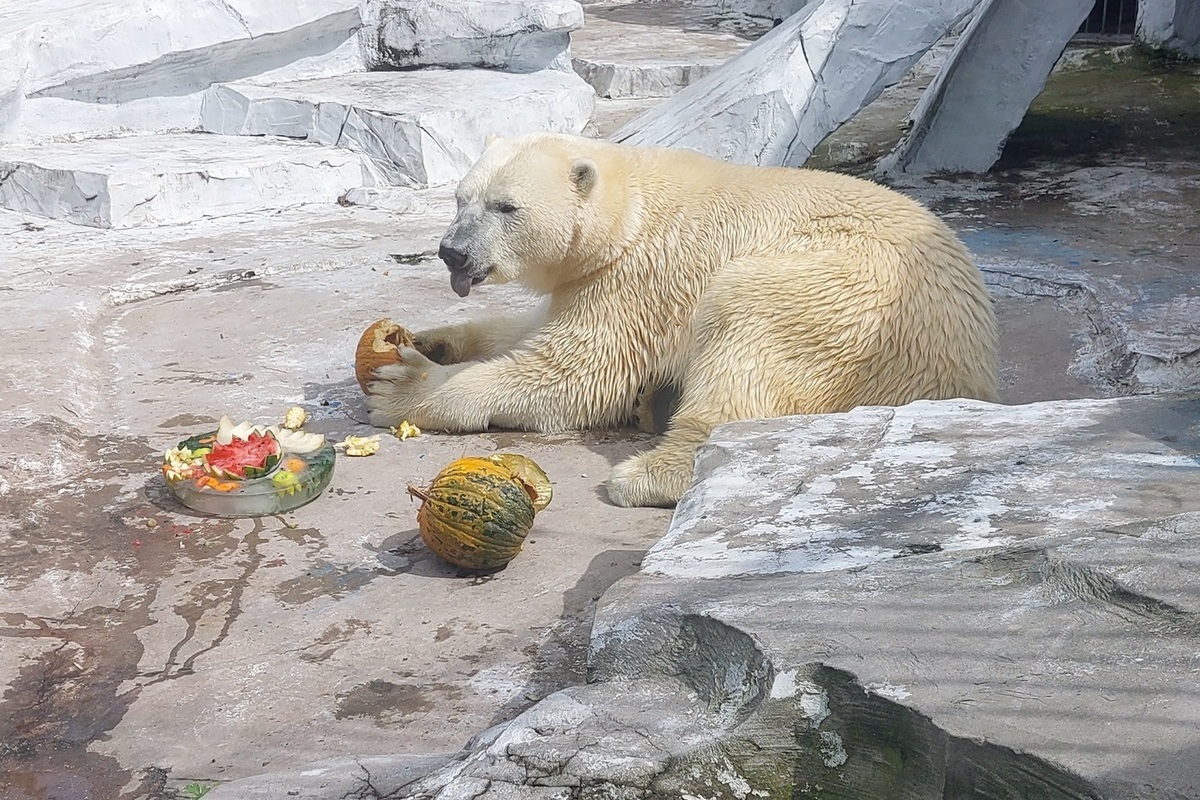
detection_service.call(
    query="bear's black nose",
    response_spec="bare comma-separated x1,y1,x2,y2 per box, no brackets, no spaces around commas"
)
439,244,468,270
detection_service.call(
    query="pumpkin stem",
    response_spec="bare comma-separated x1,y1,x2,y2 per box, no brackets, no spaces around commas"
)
406,484,430,502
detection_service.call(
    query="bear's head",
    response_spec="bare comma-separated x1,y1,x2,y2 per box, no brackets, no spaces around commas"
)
437,133,620,298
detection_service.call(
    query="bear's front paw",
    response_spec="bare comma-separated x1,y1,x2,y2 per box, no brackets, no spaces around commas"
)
412,329,468,365
365,347,444,428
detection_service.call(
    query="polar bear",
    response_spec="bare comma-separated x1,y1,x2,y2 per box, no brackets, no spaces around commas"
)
366,132,998,508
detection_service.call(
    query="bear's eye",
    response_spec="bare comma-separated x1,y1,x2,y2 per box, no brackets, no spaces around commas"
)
497,201,519,215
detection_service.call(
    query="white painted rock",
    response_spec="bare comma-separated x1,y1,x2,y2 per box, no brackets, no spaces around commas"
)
0,134,375,229
0,0,363,108
201,69,595,187
570,11,752,99
651,396,1200,578
612,0,980,167
878,0,1094,176
361,0,584,72
0,56,24,140
1137,0,1200,57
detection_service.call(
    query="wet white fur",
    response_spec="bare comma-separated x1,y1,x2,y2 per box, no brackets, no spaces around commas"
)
367,133,998,507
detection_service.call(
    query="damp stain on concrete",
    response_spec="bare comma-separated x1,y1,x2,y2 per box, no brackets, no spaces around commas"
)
271,561,378,605
298,619,374,664
157,413,220,429
334,679,444,724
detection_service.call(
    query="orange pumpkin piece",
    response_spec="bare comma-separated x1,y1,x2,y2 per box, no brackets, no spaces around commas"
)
354,319,415,392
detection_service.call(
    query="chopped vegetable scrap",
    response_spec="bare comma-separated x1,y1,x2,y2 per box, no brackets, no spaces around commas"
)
337,435,381,457
391,421,421,441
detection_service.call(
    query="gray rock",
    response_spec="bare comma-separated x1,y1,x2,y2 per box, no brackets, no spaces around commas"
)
0,134,375,228
647,395,1200,579
201,70,595,187
393,393,1200,798
612,0,980,167
362,0,584,72
878,0,1094,176
1137,0,1200,58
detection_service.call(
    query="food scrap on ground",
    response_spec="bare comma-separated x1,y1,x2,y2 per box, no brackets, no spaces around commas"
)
391,421,421,440
337,434,382,457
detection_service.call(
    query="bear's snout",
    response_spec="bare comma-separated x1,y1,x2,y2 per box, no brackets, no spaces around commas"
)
438,243,469,270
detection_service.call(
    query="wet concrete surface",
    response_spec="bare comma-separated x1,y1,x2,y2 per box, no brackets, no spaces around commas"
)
815,43,1200,400
1,42,1198,800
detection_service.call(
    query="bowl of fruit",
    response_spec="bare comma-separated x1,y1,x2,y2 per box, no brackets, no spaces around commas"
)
161,410,335,517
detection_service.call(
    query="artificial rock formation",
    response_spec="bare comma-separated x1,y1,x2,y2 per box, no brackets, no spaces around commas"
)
0,135,374,229
200,70,595,187
0,0,597,227
1137,0,1200,57
878,0,1096,176
0,0,363,109
612,0,980,167
361,0,584,72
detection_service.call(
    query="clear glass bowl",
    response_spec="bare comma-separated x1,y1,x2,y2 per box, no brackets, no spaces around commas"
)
162,430,336,517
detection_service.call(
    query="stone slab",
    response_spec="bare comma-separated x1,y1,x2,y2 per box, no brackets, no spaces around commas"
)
201,70,595,187
363,0,583,72
0,0,363,106
571,3,756,98
879,0,1095,176
648,396,1200,579
0,134,375,228
612,0,978,166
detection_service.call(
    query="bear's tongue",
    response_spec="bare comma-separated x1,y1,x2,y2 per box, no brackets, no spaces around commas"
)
450,272,473,298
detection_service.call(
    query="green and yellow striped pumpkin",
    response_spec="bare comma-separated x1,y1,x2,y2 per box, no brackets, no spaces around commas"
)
407,455,550,571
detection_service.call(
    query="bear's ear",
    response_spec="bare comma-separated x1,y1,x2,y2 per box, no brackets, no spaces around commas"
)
484,133,503,148
570,158,598,195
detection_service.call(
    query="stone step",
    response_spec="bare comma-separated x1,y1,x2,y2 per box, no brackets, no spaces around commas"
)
363,0,584,73
2,0,363,110
200,69,595,187
0,134,374,229
571,1,767,98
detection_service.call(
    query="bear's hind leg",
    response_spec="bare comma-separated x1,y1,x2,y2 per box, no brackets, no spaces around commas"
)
607,414,714,507
606,251,870,508
607,318,793,508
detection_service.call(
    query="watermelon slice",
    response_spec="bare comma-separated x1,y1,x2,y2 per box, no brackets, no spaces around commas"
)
205,430,281,480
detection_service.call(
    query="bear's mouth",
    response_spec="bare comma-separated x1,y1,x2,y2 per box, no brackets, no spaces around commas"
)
449,268,491,298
